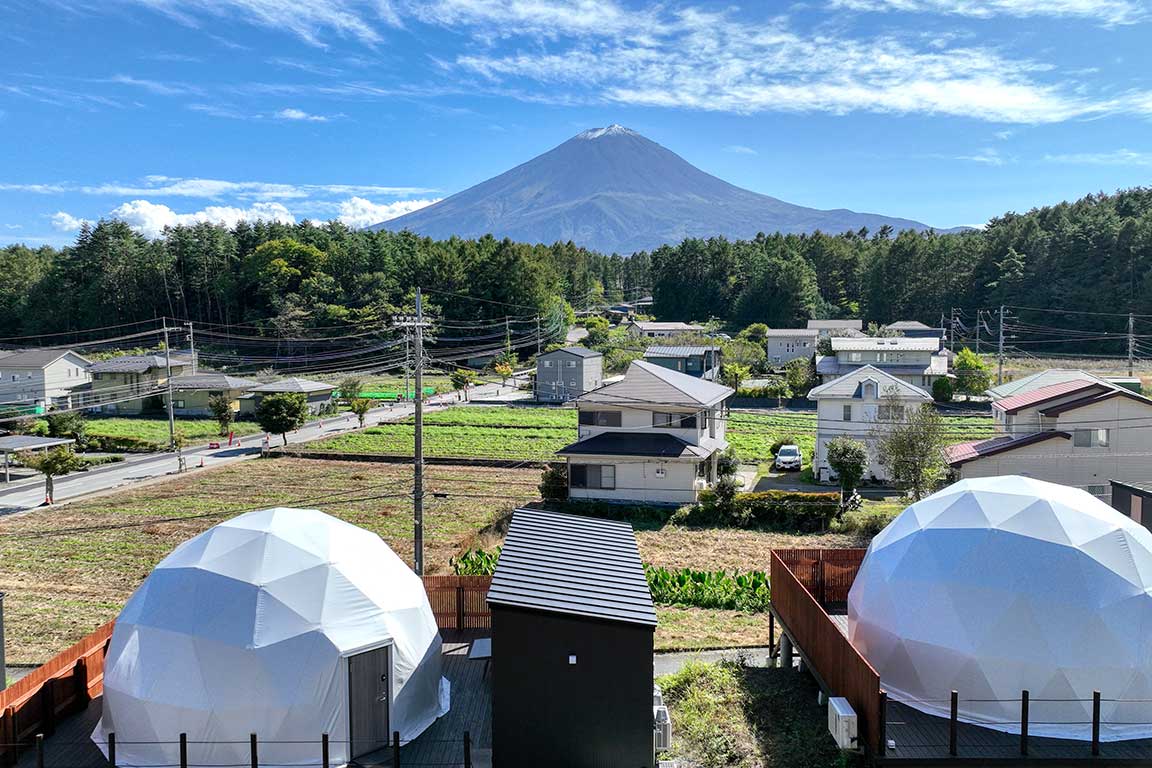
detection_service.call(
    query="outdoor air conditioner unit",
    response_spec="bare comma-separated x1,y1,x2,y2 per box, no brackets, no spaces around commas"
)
653,684,664,707
653,705,672,751
828,697,858,750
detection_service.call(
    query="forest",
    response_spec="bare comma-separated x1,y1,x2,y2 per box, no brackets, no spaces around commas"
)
2,187,1150,346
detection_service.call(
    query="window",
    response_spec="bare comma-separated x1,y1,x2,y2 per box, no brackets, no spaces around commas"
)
653,412,674,427
1086,485,1107,497
1074,429,1092,447
566,360,577,368
570,463,615,490
579,410,622,427
843,404,853,421
543,360,554,368
174,399,185,409
653,412,696,428
862,382,876,399
848,352,863,363
877,404,905,422
1097,428,1110,447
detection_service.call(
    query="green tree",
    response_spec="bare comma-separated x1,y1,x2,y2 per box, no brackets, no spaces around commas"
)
932,377,954,403
952,348,991,397
738,323,769,344
339,376,364,402
827,437,868,493
449,368,478,400
17,446,85,504
874,396,948,501
582,316,611,348
45,410,86,443
255,393,309,446
722,338,767,371
721,363,750,392
208,393,234,436
784,358,816,395
494,361,514,385
349,398,373,428
539,463,568,501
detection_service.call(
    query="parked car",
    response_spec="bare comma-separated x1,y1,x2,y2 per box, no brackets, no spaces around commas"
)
774,444,803,471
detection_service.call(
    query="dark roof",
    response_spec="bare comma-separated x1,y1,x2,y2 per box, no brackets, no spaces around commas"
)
643,345,720,357
538,346,602,359
248,377,336,394
0,435,75,454
88,354,192,373
1110,478,1152,496
945,430,1070,466
807,319,863,330
487,508,657,627
0,349,89,368
169,373,260,390
556,431,709,458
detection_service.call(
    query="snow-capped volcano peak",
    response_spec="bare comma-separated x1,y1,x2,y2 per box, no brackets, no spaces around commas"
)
575,124,638,140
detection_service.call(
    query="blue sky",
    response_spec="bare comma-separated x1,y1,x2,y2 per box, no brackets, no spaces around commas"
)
2,0,1151,246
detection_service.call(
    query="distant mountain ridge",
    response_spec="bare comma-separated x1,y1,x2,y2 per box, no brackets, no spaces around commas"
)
375,124,953,253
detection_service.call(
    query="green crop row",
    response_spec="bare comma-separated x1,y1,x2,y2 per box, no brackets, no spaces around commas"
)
645,565,771,612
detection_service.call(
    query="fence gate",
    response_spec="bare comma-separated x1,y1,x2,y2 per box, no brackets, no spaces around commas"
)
348,645,391,759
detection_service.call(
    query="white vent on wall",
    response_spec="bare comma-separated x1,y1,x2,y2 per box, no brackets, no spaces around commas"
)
654,705,672,751
828,697,858,750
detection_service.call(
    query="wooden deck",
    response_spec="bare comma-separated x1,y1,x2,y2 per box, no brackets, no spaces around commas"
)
17,636,492,768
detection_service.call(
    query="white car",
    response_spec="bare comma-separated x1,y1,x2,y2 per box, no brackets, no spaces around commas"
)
774,444,803,471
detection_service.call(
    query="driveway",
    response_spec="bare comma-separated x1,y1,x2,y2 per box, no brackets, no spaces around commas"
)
754,467,828,493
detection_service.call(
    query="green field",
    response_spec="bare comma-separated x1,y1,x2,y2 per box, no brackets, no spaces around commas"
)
87,417,264,445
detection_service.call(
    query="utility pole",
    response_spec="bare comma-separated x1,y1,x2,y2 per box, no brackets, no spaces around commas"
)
413,287,425,576
949,307,956,352
1128,312,1136,377
403,328,411,400
974,311,981,355
184,320,196,375
997,305,1005,386
536,315,542,357
162,323,176,451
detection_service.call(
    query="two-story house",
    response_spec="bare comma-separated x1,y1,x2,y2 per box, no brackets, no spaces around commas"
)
806,319,864,337
0,349,91,412
535,347,603,402
642,345,721,379
556,360,733,504
947,375,1152,500
808,365,933,483
622,321,705,339
88,354,192,414
765,329,818,365
817,337,949,388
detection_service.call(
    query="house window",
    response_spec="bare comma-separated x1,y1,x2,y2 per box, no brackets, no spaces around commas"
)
570,463,616,490
653,412,675,427
174,399,185,409
653,412,697,428
862,382,876,399
877,404,904,422
579,410,622,427
566,360,577,368
543,360,554,368
1086,484,1107,497
842,404,852,421
848,352,862,363
1097,429,1110,447
1073,429,1092,447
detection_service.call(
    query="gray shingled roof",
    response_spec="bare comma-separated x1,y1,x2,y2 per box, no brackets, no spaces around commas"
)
985,369,1115,400
248,377,336,394
0,435,75,454
88,355,192,373
886,320,937,331
580,360,732,408
831,337,941,351
643,345,720,357
0,349,89,368
487,508,657,627
764,328,819,338
807,319,863,330
808,364,932,400
626,321,703,331
538,346,602,359
170,373,260,390
556,431,710,459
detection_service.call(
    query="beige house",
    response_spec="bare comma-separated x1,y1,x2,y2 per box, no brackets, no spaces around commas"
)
88,354,192,414
817,337,949,389
808,365,933,483
166,373,260,417
0,349,91,411
557,360,733,504
948,375,1152,500
240,377,336,416
622,320,704,339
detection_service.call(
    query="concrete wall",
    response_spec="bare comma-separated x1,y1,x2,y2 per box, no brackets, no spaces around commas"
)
566,454,703,504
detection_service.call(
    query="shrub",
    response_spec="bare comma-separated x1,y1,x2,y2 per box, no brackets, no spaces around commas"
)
932,377,954,403
769,437,797,457
689,489,840,531
539,462,568,501
835,506,899,537
451,547,501,575
827,437,868,493
645,565,770,612
715,447,740,477
735,379,791,399
90,434,158,453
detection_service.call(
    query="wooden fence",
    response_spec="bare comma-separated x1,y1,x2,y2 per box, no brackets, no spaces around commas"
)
423,575,493,631
770,549,883,754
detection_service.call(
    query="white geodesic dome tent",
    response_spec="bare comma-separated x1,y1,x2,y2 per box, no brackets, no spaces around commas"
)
849,476,1152,741
94,507,448,766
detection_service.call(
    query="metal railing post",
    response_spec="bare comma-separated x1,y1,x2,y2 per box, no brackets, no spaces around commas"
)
250,733,258,768
1092,691,1101,756
1020,690,1029,756
321,733,329,768
877,691,888,754
464,730,472,768
949,691,958,756
392,731,401,767
180,733,188,768
35,734,43,768
109,732,116,768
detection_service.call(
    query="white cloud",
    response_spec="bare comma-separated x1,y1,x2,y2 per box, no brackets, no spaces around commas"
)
953,147,1007,165
723,145,758,155
1045,149,1152,166
994,130,1014,140
51,211,88,232
410,0,657,40
829,0,1145,25
336,196,441,227
275,107,330,121
109,200,296,237
0,176,437,200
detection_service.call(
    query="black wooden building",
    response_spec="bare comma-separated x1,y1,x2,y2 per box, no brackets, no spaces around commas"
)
1110,479,1152,530
487,508,657,768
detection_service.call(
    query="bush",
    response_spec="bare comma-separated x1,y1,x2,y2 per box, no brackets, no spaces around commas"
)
826,437,868,492
932,377,954,403
735,379,791,399
769,437,797,457
715,447,740,477
90,434,159,453
451,547,501,575
835,506,899,537
539,462,568,501
645,565,770,612
688,489,840,531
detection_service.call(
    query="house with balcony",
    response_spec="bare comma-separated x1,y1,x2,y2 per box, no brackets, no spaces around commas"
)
806,319,864,338
947,375,1152,501
808,365,933,483
556,360,733,504
642,345,721,379
0,348,91,413
817,337,949,388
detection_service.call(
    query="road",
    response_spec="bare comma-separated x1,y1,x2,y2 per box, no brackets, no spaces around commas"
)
0,383,508,515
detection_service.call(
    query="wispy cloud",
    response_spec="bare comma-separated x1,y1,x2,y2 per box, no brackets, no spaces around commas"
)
723,145,758,155
275,107,331,121
953,147,1008,165
1045,149,1152,166
0,176,437,200
829,0,1146,25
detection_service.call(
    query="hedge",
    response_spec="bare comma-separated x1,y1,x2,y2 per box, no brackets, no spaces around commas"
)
685,489,840,532
90,434,162,453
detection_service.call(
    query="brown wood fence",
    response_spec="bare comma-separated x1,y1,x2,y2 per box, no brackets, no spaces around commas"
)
770,549,882,754
423,575,493,630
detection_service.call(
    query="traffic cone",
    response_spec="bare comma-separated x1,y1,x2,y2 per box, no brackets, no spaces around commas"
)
198,456,205,468
42,493,52,506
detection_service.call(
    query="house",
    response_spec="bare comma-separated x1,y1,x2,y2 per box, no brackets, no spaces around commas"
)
985,368,1118,399
240,377,336,416
947,377,1152,500
807,319,864,337
557,360,733,504
808,365,932,483
642,345,721,379
88,354,192,414
166,373,260,417
1110,479,1152,531
817,336,949,388
765,328,818,365
535,347,603,402
884,320,943,341
622,320,704,339
0,348,91,412
488,508,657,768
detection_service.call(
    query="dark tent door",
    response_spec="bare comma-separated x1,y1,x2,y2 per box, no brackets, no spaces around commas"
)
348,645,391,758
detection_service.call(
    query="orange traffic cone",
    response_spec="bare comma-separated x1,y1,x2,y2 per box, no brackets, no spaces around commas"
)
42,493,52,506
198,456,205,468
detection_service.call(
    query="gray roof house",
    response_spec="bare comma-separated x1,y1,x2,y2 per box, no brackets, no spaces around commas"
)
557,360,733,504
166,373,260,417
817,337,949,389
884,320,944,340
985,368,1116,400
240,377,337,415
807,319,864,334
535,347,603,403
0,348,91,411
765,329,818,365
87,353,193,415
642,345,721,380
622,320,705,339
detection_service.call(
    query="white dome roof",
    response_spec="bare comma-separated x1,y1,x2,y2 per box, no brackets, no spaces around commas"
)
849,476,1152,741
94,508,447,766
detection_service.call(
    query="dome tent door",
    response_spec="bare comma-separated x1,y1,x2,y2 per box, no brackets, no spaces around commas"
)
348,643,392,759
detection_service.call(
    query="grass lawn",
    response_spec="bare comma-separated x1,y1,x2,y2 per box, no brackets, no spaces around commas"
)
86,417,263,445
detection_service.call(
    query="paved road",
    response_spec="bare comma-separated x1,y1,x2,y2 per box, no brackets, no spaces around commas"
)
0,383,509,515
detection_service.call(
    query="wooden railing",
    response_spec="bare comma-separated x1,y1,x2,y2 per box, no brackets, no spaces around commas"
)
0,621,113,765
423,575,493,631
770,549,882,754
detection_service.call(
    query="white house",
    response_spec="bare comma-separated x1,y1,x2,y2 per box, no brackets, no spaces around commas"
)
0,348,91,411
764,329,818,365
622,320,704,339
808,365,932,483
948,374,1152,500
985,368,1116,400
817,337,949,388
557,360,733,504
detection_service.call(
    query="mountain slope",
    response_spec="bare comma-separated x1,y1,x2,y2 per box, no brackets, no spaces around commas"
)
375,124,946,253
